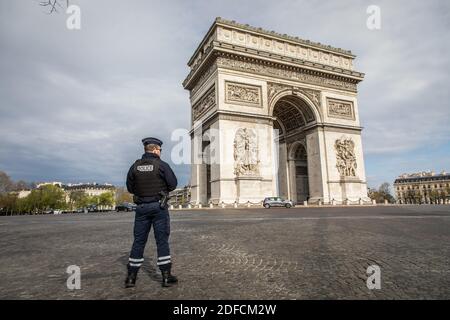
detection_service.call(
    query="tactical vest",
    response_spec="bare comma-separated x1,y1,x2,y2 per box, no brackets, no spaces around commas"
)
131,157,167,197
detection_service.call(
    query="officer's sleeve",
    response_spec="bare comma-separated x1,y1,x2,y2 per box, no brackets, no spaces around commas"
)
126,164,135,194
160,161,178,192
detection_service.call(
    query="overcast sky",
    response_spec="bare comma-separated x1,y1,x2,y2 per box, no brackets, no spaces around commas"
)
0,0,449,189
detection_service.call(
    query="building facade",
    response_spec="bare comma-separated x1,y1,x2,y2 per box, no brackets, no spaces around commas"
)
63,183,116,210
183,18,370,205
169,186,192,206
36,182,63,188
63,183,116,197
394,171,450,204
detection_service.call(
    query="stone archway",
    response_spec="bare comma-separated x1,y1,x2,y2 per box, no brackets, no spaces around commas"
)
272,94,316,203
290,143,309,203
183,18,370,205
199,139,212,204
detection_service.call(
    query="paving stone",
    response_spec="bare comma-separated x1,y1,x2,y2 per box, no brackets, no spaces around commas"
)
0,205,449,299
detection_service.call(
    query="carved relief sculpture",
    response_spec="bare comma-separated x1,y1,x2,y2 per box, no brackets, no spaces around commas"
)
217,56,358,92
335,137,357,177
267,82,321,109
190,62,217,97
234,128,260,176
192,86,215,121
225,81,262,107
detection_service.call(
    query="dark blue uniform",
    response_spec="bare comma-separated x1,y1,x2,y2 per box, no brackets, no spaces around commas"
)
126,151,177,273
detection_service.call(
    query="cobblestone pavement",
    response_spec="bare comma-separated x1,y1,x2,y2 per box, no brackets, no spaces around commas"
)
0,205,449,299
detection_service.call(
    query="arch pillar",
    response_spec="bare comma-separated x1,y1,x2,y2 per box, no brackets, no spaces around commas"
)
288,159,297,203
305,128,329,203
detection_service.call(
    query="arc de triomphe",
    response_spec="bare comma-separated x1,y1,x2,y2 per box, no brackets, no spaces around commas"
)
183,18,370,205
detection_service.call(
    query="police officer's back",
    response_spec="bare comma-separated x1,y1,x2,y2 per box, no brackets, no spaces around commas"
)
124,137,178,288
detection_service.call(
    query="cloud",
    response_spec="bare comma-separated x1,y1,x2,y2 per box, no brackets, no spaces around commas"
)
0,0,449,189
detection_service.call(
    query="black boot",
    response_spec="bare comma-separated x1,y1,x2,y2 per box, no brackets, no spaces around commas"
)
125,270,137,288
161,270,178,287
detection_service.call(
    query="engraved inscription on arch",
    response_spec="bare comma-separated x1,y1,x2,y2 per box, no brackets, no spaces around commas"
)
327,98,355,120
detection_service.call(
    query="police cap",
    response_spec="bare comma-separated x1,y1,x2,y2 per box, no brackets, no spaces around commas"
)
141,137,163,147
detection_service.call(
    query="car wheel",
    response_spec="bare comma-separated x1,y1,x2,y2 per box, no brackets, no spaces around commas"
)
264,204,270,209
285,203,292,208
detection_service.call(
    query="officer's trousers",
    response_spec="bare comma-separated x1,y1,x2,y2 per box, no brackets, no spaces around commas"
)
128,202,172,272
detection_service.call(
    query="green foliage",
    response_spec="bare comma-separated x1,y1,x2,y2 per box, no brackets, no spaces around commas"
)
429,189,440,201
67,191,114,210
0,170,117,215
0,193,18,214
368,182,395,203
68,190,89,210
0,184,66,215
28,185,67,212
98,192,115,207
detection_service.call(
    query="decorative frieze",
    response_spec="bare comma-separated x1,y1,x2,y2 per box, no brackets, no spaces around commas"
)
190,62,217,98
217,56,357,92
335,137,357,177
267,82,321,109
327,98,355,120
267,82,289,102
216,23,354,71
192,85,215,121
225,81,262,107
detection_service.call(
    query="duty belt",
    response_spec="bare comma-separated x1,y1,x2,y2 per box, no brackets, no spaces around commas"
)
134,195,161,204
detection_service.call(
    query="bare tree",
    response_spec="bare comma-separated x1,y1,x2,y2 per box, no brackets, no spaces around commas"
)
368,182,395,203
0,171,14,194
115,187,133,204
39,0,70,14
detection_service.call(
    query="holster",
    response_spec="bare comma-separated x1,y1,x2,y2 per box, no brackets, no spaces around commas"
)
159,191,170,209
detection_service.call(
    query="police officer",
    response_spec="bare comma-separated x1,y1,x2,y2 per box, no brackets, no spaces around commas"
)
125,137,178,288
